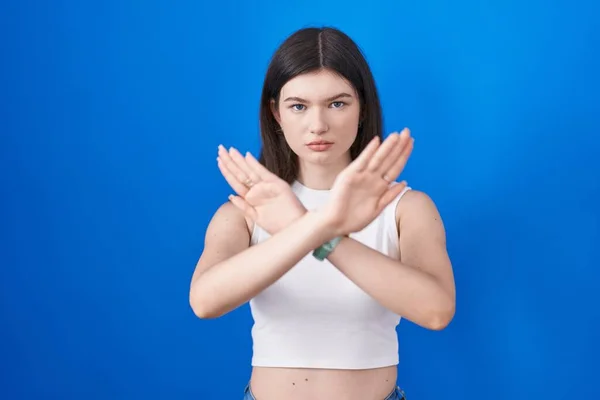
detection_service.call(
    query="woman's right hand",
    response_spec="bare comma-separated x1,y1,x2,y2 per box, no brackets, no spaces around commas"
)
320,129,414,237
217,145,307,235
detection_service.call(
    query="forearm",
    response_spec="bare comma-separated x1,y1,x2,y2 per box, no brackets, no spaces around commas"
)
327,237,455,329
191,211,334,318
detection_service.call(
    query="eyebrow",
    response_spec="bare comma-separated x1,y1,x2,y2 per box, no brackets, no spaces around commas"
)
283,92,353,103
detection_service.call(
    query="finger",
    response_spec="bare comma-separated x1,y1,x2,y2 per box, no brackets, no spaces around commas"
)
245,152,278,181
349,135,381,172
229,147,261,184
365,133,401,172
218,145,253,186
385,136,414,181
218,157,249,196
377,129,411,174
377,181,408,212
228,195,257,220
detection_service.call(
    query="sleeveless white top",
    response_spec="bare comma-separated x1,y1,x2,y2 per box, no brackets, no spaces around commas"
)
249,180,411,369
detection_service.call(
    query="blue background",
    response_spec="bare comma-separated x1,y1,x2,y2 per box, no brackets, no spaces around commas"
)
2,1,599,399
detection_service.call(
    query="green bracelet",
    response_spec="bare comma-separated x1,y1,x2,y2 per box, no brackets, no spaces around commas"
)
312,236,343,261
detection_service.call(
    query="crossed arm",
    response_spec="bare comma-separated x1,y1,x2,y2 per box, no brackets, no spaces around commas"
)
190,133,455,329
190,189,455,330
326,190,455,330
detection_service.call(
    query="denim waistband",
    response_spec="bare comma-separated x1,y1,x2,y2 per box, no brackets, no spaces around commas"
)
243,383,406,399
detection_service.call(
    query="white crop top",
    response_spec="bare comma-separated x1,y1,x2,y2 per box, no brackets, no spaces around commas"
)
249,180,412,370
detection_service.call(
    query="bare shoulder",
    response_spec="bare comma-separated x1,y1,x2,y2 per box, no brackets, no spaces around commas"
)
190,201,253,285
395,189,445,236
208,201,254,236
394,190,453,287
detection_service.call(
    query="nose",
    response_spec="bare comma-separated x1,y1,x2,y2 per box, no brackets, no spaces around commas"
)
308,109,329,135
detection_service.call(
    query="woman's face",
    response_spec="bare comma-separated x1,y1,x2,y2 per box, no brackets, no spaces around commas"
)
272,69,361,166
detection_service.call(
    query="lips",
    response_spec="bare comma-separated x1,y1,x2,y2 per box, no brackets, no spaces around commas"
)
307,140,333,145
306,140,334,152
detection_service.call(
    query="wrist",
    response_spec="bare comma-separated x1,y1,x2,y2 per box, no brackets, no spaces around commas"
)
303,210,339,244
313,235,346,261
314,209,345,238
307,210,347,261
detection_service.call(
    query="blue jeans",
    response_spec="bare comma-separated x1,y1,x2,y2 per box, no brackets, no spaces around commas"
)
243,383,406,399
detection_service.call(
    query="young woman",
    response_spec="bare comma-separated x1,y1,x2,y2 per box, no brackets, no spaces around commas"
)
189,27,456,400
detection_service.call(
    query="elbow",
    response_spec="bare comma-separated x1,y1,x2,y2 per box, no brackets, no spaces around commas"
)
425,310,454,331
190,303,220,320
424,299,455,331
189,288,222,320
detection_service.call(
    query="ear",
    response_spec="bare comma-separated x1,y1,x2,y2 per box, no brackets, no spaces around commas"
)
270,99,281,125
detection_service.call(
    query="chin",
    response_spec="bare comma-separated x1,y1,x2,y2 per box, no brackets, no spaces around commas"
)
303,149,348,165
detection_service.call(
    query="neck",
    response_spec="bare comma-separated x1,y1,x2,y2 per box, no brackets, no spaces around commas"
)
296,153,351,190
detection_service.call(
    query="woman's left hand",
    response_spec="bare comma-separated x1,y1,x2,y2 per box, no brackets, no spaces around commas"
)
217,145,307,235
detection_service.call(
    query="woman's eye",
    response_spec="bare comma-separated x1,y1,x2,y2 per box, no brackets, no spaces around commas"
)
291,104,305,111
331,101,345,108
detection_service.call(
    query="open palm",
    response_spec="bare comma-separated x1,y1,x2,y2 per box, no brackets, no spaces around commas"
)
217,145,306,235
216,128,414,237
324,129,414,236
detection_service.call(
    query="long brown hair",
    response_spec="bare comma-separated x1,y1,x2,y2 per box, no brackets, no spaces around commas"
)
258,27,384,183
